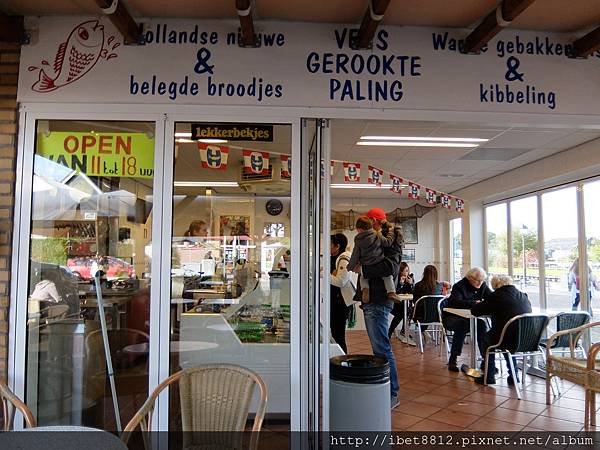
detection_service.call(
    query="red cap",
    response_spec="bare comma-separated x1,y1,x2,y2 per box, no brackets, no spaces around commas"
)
366,208,386,221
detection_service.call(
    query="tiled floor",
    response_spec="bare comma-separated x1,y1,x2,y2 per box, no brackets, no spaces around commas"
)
346,330,598,432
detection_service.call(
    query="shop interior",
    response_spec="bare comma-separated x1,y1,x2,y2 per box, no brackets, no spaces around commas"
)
24,116,600,431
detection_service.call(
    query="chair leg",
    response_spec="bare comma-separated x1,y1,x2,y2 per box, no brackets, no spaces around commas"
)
507,353,521,400
585,390,591,428
546,374,551,405
591,391,597,427
417,323,424,354
483,350,490,386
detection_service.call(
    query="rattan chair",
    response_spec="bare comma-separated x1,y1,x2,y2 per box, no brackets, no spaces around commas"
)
1,380,36,430
122,364,267,449
482,313,550,400
411,295,446,354
545,321,600,426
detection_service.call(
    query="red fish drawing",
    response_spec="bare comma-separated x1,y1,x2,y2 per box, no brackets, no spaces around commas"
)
29,20,120,92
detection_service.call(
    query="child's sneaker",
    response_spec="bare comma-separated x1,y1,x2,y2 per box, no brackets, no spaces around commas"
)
362,288,370,303
387,292,402,302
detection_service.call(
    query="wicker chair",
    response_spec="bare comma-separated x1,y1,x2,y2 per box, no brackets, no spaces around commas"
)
1,380,36,430
411,295,446,354
545,321,600,426
122,364,267,449
482,313,550,400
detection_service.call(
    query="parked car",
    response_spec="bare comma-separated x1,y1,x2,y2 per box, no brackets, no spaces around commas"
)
67,256,135,280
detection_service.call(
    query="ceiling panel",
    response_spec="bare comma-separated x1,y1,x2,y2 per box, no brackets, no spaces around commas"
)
479,130,569,149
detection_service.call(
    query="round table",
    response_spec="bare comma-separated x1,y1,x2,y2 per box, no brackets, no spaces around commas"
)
5,425,128,450
123,341,218,355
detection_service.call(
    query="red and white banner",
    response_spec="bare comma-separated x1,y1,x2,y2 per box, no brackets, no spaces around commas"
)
440,193,452,209
455,197,465,213
343,162,361,182
389,174,403,194
425,188,437,205
408,181,421,199
368,165,383,186
243,150,270,175
198,143,229,170
281,155,291,178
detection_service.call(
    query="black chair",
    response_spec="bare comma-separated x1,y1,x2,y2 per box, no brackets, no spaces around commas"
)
482,313,550,399
411,295,446,354
541,311,590,358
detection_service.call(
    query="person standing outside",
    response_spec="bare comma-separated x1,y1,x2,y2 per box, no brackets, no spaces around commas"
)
330,233,356,353
359,207,402,409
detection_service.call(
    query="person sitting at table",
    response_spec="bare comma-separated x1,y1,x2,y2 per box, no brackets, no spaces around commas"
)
388,262,414,341
184,220,209,237
471,275,532,385
413,264,451,327
443,267,492,372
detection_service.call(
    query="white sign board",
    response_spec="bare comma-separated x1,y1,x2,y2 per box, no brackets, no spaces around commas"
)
17,17,600,115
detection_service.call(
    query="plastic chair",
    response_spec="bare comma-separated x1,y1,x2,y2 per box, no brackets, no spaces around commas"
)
482,313,550,399
122,364,267,450
411,295,446,354
1,380,37,430
541,311,590,358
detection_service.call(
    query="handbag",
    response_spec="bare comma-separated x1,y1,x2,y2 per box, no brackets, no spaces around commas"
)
352,275,363,303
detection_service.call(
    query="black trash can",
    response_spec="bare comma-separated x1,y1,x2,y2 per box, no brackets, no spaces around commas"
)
329,354,391,431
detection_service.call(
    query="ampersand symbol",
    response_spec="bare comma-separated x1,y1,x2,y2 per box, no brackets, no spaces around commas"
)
505,56,524,82
194,48,214,75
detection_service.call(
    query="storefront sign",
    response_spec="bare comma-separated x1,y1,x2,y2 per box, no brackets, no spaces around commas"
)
191,123,273,141
17,17,600,115
36,132,155,179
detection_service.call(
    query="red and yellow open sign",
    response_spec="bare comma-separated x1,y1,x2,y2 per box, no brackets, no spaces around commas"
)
36,132,155,179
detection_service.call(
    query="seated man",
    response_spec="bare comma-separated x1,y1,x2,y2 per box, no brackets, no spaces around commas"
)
471,275,532,385
443,267,492,372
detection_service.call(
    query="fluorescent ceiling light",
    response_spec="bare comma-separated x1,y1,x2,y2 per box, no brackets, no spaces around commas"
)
331,183,396,189
357,141,479,147
174,181,239,187
175,132,191,137
198,138,228,144
360,136,489,142
175,138,194,143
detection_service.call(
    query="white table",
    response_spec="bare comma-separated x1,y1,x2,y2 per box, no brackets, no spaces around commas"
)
396,294,413,343
443,307,485,377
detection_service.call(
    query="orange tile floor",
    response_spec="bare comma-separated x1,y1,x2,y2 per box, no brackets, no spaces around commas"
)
345,330,598,432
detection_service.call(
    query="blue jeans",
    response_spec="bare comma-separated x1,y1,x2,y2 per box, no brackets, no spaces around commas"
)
362,301,399,397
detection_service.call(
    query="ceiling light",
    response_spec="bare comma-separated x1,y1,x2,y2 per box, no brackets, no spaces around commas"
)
175,132,191,138
331,183,394,189
175,138,194,143
360,136,489,142
198,138,228,144
357,141,479,147
174,181,239,187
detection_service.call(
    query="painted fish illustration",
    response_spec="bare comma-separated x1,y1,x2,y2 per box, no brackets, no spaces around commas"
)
30,20,119,92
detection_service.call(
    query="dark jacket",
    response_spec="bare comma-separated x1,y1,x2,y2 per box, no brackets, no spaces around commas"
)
361,220,403,280
446,277,492,309
348,226,394,270
471,284,532,347
413,281,444,321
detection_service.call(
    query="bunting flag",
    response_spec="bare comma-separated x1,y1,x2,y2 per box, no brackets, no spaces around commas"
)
198,143,229,170
368,165,384,186
281,155,291,178
440,193,452,209
425,188,437,205
389,174,403,194
455,197,465,213
243,149,270,175
408,181,421,199
343,162,361,182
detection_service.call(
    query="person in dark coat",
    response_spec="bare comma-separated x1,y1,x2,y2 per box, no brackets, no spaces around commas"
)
443,267,493,372
388,262,414,340
471,275,532,385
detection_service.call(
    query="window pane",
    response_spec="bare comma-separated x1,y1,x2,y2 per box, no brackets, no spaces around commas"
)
510,197,539,307
450,218,462,284
585,180,600,338
26,120,154,429
486,203,508,279
542,187,578,312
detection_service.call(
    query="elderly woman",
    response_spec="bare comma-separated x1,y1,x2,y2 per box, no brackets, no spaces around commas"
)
471,275,532,385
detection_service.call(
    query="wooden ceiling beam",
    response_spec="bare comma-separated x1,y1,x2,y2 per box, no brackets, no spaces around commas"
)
464,0,536,54
236,0,257,47
354,0,391,49
573,26,600,58
94,0,141,45
0,12,25,43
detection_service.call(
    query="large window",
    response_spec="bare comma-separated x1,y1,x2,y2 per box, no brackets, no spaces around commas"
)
542,187,578,312
25,120,154,429
486,203,508,279
450,218,462,284
584,180,600,319
510,197,539,307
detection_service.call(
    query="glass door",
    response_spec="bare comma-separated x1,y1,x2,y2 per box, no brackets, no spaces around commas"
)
18,118,160,430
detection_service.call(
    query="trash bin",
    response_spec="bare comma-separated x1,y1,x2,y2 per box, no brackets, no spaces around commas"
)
329,354,391,431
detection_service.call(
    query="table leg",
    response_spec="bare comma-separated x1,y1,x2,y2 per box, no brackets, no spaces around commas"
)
461,317,482,378
403,300,409,345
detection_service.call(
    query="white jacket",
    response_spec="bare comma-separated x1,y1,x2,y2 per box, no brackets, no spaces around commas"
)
331,251,358,306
